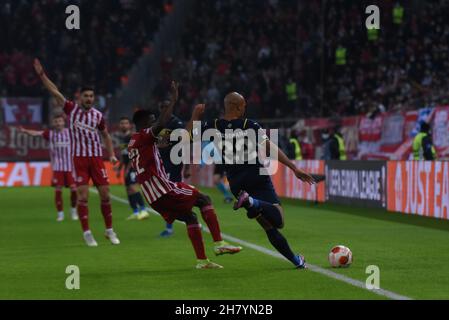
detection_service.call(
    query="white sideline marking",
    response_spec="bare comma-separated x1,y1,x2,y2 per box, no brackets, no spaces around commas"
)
90,188,412,300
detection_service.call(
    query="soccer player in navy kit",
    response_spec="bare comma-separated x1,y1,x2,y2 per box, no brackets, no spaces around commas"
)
188,92,316,269
115,116,150,220
156,100,190,237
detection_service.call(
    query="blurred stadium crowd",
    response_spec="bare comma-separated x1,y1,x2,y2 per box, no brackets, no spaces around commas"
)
156,0,449,120
0,0,168,98
1,0,448,124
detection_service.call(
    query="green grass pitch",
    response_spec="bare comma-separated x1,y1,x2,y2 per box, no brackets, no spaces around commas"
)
1,185,449,299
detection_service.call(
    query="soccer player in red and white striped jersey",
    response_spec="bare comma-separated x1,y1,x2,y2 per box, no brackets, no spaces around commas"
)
20,114,78,222
33,58,120,247
129,81,241,269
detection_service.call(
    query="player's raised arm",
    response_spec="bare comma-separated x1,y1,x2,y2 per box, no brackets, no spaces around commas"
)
186,103,205,137
263,139,316,185
18,126,45,137
33,58,65,107
152,81,179,136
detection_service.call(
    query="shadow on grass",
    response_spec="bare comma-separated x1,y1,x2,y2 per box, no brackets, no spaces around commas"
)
282,198,449,233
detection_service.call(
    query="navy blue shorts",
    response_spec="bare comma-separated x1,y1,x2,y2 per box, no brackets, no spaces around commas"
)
228,171,280,205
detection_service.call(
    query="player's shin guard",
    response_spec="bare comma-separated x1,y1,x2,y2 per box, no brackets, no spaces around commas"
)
101,200,113,229
186,223,207,260
265,228,297,265
248,200,283,228
55,188,63,212
70,189,77,208
77,199,90,231
200,205,222,242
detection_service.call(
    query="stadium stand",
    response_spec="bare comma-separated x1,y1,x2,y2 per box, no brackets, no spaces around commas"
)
1,0,448,160
0,0,166,98
156,0,449,120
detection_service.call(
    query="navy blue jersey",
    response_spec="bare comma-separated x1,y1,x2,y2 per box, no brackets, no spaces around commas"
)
201,118,269,179
196,117,279,204
118,132,132,165
158,115,185,180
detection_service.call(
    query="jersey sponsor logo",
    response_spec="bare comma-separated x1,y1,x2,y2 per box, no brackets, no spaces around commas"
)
73,119,97,133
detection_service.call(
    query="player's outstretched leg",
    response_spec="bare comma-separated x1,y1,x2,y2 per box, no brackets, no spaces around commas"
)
233,190,283,227
234,191,305,268
177,213,223,269
196,193,242,256
97,185,120,245
256,215,306,269
54,186,64,222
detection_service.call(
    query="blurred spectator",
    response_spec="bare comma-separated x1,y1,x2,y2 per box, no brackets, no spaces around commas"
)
1,0,166,97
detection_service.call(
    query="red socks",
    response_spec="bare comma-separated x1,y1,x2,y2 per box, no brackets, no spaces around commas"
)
77,199,112,231
186,223,207,260
55,189,63,212
200,205,222,242
55,188,77,211
101,200,113,229
77,200,90,231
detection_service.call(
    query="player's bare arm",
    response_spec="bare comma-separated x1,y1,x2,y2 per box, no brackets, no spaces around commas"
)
33,58,65,106
101,129,118,165
186,103,205,136
18,126,44,137
263,139,315,185
152,81,179,136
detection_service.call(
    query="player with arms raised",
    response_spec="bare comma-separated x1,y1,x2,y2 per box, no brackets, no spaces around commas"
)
188,92,316,269
20,114,78,222
129,81,242,269
34,58,120,247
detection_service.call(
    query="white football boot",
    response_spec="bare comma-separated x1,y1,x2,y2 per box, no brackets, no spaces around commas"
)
105,229,120,245
56,211,64,222
71,208,79,220
83,230,98,247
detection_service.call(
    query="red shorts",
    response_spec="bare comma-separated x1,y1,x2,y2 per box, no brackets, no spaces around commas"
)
72,156,109,186
150,182,199,224
52,171,76,188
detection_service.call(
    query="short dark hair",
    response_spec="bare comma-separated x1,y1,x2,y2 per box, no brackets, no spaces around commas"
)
119,116,130,122
132,109,152,126
53,114,65,120
80,86,95,93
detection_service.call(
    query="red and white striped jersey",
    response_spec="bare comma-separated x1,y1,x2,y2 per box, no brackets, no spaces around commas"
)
64,100,105,157
128,128,177,204
42,128,72,172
